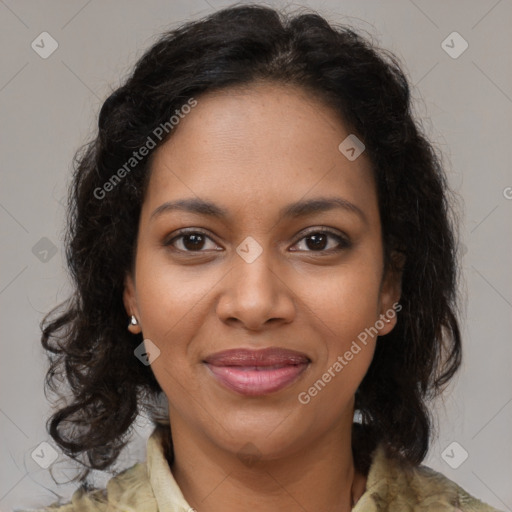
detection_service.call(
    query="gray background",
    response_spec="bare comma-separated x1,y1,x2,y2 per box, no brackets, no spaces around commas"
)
1,0,511,510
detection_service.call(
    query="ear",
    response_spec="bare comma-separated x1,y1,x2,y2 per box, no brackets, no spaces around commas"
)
376,251,405,336
123,272,142,334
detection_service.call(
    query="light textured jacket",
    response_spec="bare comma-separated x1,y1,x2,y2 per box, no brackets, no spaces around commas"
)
20,428,503,512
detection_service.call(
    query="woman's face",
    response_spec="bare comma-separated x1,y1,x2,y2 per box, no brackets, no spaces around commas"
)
124,82,401,460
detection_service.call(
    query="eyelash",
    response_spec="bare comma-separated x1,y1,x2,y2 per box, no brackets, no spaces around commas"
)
163,227,351,254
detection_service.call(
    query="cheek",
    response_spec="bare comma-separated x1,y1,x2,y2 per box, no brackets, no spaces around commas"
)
134,247,215,339
297,251,382,392
132,253,209,397
301,253,383,337
298,270,380,414
133,256,207,403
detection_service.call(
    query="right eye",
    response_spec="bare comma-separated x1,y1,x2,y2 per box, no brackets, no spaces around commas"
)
164,229,222,253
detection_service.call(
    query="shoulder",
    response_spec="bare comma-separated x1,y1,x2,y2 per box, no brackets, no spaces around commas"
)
408,463,503,512
355,443,504,512
25,461,157,512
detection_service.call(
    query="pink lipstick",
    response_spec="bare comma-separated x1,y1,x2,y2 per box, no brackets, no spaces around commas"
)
203,347,310,396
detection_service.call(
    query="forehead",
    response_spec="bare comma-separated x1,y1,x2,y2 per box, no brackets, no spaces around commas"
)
142,82,378,226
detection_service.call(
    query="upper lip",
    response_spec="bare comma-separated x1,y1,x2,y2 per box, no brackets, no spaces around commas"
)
203,347,310,367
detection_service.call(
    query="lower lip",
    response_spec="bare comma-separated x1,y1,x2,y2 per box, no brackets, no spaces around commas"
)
205,363,309,396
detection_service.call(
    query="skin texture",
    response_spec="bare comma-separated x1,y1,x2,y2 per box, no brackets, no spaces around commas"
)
123,82,402,512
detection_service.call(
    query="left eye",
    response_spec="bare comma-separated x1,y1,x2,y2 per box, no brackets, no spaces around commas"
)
291,230,350,252
165,229,350,253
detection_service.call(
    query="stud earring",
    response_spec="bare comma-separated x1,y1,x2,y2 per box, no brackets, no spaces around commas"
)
128,315,138,328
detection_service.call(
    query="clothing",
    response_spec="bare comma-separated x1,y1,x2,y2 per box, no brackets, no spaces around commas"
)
27,427,503,512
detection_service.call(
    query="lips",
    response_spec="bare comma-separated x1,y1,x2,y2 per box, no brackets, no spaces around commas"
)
203,348,310,396
204,347,310,366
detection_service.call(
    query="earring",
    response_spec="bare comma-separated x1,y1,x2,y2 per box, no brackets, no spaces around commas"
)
128,315,138,328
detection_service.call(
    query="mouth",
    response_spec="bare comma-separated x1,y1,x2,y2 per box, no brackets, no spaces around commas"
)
203,347,311,396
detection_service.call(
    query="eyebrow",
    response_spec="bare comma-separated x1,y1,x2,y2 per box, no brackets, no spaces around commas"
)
150,196,368,225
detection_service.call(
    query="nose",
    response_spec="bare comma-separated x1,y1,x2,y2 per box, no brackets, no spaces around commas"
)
215,246,296,331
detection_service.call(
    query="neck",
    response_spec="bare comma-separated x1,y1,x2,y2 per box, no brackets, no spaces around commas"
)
168,409,365,512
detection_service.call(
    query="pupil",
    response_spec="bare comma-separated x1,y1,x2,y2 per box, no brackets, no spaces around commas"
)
184,234,204,250
307,233,327,251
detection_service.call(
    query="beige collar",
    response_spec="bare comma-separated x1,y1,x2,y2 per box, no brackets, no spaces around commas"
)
143,427,499,512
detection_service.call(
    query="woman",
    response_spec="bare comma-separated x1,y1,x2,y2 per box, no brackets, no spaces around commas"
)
30,4,503,511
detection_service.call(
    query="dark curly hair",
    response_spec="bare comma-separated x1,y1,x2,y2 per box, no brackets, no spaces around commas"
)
41,3,462,484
